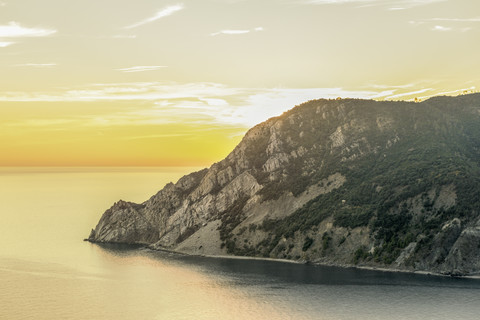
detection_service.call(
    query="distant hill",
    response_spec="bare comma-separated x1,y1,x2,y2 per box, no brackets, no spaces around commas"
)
88,93,480,276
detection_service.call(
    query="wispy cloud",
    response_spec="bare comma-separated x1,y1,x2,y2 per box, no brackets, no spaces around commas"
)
122,133,193,140
0,21,56,38
410,87,477,102
0,41,14,47
431,25,451,32
0,82,236,103
411,17,480,25
410,17,480,32
78,87,392,128
368,83,415,90
302,0,446,9
113,34,137,39
211,30,249,36
210,26,264,36
0,22,56,48
116,66,166,73
2,81,473,128
0,82,394,127
427,17,480,22
304,0,443,4
0,2,6,7
124,4,184,29
430,87,476,97
384,88,431,99
14,63,57,68
4,119,76,127
304,0,374,3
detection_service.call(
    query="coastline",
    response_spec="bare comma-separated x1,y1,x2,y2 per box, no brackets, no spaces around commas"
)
169,249,480,279
148,246,480,280
85,239,480,279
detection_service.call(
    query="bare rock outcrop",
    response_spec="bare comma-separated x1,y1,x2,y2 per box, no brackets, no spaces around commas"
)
88,93,480,276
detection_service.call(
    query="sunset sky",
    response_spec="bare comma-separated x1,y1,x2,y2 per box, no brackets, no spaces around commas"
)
1,0,479,166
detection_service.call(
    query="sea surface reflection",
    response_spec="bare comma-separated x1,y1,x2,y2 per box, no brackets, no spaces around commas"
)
1,168,480,320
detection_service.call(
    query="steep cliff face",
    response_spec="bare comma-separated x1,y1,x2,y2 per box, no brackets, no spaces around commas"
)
88,93,480,276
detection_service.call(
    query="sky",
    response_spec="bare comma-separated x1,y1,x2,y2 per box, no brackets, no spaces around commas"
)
0,0,479,166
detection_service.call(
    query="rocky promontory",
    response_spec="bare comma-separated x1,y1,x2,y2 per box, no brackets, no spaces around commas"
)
88,93,480,276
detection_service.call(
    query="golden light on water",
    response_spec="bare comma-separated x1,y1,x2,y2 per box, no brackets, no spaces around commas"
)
0,168,311,320
2,168,480,320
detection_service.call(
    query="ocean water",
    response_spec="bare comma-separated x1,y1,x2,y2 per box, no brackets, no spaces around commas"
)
1,167,480,320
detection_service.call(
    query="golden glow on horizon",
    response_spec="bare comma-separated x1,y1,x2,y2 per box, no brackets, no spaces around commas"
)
0,0,479,166
0,110,244,166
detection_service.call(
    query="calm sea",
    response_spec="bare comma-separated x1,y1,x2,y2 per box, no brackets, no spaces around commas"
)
1,167,480,320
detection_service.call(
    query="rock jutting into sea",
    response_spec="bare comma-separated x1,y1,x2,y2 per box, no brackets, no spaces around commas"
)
88,93,480,277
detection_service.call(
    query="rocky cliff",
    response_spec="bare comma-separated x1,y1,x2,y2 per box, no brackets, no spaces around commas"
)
88,93,480,276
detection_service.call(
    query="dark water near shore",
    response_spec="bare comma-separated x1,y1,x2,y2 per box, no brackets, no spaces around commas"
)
1,168,480,320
